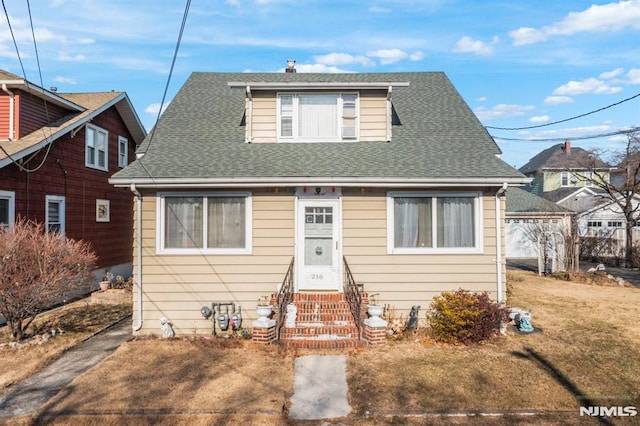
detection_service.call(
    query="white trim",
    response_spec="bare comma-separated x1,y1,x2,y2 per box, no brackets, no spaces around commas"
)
156,191,252,255
45,195,65,234
0,190,15,227
386,191,484,254
229,81,410,90
111,176,532,188
295,194,342,291
85,124,109,171
118,136,128,168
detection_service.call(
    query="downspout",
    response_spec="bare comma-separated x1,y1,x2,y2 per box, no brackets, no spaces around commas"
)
245,85,252,143
2,84,15,140
495,183,508,303
130,183,143,331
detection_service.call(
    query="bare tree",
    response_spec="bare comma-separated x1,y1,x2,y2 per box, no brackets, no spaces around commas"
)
584,132,640,266
0,219,96,341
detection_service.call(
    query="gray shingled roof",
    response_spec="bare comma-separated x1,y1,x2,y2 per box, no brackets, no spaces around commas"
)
506,187,572,214
111,72,527,185
519,143,611,175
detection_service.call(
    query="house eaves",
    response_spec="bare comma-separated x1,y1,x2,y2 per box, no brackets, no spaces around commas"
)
0,92,147,169
0,78,84,111
110,175,531,189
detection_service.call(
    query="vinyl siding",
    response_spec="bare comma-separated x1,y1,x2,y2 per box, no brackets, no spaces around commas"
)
134,189,505,336
134,191,295,335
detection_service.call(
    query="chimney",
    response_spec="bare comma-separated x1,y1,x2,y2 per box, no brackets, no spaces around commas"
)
563,139,571,155
285,59,296,73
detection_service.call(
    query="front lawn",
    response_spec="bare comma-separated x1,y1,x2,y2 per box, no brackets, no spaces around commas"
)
3,270,639,425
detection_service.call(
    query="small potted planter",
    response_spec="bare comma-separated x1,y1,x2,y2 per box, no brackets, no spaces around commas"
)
366,293,384,320
99,272,113,291
255,296,273,323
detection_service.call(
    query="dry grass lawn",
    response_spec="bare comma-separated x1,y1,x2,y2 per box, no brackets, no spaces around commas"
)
2,270,639,425
0,301,132,394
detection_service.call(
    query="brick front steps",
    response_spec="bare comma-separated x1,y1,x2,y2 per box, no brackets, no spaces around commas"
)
279,293,363,349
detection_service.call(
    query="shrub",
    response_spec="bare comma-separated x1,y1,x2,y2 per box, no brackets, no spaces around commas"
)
427,289,508,344
0,219,96,341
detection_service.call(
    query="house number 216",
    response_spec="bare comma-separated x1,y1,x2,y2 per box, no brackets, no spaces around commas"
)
311,273,324,280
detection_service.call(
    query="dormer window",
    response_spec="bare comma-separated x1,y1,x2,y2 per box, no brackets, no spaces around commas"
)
277,93,359,142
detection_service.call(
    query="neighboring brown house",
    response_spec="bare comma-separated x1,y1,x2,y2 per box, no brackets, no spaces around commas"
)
110,66,528,344
0,70,146,285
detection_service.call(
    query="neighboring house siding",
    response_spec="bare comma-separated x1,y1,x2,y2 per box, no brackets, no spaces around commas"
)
0,105,135,270
133,190,505,335
17,90,71,138
248,89,388,143
0,94,11,140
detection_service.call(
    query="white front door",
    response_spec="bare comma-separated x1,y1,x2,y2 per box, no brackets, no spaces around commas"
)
296,195,341,291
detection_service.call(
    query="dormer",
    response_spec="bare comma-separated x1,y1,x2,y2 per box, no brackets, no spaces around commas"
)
228,80,409,144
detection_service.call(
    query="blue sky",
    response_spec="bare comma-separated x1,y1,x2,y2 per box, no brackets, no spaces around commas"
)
1,0,639,168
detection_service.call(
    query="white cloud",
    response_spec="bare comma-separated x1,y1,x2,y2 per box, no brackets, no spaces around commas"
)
293,63,354,73
366,48,407,64
369,6,392,13
452,36,496,56
409,51,424,61
553,78,623,95
54,76,76,85
600,68,624,79
473,104,535,121
509,0,640,46
627,68,640,84
145,102,170,115
313,53,375,67
476,96,487,102
530,115,550,123
544,96,574,105
58,52,86,62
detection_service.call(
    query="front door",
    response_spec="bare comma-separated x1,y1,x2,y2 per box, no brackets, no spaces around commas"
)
296,195,341,291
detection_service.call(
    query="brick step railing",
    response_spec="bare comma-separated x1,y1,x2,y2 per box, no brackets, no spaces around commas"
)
279,292,363,349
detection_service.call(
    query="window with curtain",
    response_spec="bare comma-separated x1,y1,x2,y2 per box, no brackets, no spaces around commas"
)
389,193,480,253
278,93,358,142
161,194,250,253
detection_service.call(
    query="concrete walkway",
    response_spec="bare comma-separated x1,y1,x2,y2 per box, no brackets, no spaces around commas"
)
289,354,351,420
0,317,132,419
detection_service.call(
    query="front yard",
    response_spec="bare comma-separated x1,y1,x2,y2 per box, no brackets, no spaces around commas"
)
2,270,639,425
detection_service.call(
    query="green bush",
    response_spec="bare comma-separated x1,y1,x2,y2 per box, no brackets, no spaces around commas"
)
427,289,508,344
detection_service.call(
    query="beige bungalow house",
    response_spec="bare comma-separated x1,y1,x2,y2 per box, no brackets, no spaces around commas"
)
110,64,528,346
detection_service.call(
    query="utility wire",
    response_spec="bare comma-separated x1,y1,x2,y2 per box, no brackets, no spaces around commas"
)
491,126,640,142
0,0,56,173
135,0,191,180
485,91,640,131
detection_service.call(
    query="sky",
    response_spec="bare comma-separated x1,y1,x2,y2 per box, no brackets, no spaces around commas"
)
1,0,639,169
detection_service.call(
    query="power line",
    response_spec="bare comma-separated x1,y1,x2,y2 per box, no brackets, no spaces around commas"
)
491,126,640,142
135,0,191,180
485,91,640,131
0,0,55,173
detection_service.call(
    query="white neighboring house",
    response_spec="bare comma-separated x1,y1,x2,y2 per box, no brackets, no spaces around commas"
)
505,187,573,264
558,188,640,259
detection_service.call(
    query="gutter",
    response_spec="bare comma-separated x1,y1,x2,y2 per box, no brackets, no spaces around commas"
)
495,183,508,303
2,84,15,140
130,183,143,331
110,176,532,189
